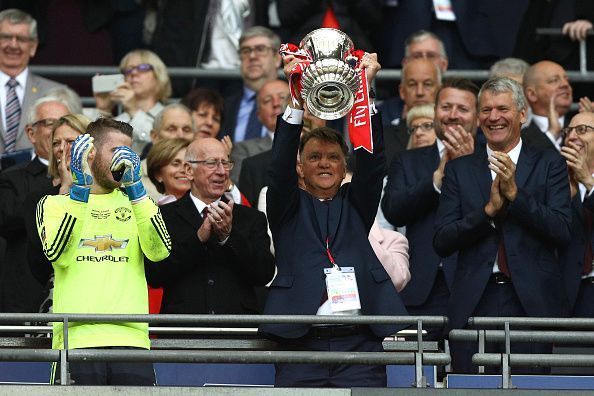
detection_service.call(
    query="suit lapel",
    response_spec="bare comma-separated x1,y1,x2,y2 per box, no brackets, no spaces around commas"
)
176,193,202,230
572,194,586,228
515,144,535,189
471,146,492,202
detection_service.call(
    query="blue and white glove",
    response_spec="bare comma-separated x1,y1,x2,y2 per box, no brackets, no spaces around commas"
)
110,146,146,202
69,134,94,203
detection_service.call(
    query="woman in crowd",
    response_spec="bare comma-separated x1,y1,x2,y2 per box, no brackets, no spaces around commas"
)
146,138,191,205
48,114,92,194
181,88,225,139
406,104,437,150
96,49,172,154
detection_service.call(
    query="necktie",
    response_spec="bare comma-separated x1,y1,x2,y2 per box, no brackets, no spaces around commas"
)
5,78,20,152
244,94,261,140
202,206,210,221
583,207,593,275
495,217,511,277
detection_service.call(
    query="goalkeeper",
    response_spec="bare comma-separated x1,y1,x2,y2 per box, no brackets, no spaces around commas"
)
36,118,171,385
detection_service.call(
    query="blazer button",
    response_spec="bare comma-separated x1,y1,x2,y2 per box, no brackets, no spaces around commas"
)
207,279,215,286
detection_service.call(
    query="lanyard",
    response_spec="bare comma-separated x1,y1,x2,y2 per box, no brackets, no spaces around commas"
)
326,237,340,270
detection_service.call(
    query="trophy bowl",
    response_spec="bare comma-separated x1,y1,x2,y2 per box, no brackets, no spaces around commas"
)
299,28,360,120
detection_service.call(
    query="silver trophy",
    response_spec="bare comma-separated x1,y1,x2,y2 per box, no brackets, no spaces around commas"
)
299,28,360,120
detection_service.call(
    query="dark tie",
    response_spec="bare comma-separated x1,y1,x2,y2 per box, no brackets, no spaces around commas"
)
5,78,20,152
244,94,261,140
584,207,593,275
495,217,511,277
202,206,209,221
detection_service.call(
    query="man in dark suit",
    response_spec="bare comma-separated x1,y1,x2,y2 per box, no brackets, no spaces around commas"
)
220,26,282,143
0,96,70,312
382,78,479,340
238,148,272,207
0,9,65,158
145,138,275,316
260,53,407,387
434,77,571,373
522,60,574,151
559,111,594,317
230,79,289,183
383,58,441,167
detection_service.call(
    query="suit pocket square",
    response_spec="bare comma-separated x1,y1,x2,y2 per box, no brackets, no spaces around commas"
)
269,275,294,288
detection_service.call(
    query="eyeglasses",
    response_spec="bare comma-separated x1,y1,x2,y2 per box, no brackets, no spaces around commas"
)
187,159,234,170
122,63,154,76
561,124,594,137
32,118,58,129
0,33,35,45
238,45,274,59
408,121,434,135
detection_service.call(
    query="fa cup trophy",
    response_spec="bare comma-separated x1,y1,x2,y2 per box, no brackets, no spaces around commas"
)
297,28,360,120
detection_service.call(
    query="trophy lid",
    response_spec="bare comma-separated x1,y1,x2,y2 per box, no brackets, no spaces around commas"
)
299,28,354,61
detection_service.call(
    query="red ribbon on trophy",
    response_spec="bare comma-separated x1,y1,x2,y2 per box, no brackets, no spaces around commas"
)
279,44,373,153
346,49,373,153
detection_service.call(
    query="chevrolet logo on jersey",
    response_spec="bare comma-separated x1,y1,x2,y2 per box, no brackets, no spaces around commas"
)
79,235,129,252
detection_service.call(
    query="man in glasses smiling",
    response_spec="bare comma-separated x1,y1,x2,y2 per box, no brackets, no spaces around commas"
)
221,26,282,143
560,112,594,318
0,9,65,159
145,137,275,318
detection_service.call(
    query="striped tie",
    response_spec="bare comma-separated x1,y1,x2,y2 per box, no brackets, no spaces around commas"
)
4,78,20,152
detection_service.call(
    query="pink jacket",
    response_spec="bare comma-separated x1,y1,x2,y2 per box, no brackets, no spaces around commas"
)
368,222,411,292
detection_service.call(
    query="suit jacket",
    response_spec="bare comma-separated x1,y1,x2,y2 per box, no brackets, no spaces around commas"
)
260,114,408,340
145,192,275,315
384,118,409,171
0,72,64,154
238,149,272,207
0,156,52,312
381,143,457,307
520,118,571,152
376,0,528,68
220,89,264,143
230,135,273,183
559,194,594,312
434,143,571,330
278,0,382,52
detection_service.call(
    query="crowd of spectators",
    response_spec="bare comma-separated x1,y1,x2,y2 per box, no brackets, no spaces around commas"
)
0,1,593,388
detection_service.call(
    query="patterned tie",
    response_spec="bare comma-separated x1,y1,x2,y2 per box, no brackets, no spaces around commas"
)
4,78,20,152
244,94,262,140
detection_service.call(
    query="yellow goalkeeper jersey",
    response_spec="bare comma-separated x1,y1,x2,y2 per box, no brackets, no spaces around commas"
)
36,189,171,350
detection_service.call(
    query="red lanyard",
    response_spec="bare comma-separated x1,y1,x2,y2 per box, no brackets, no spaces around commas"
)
326,237,339,269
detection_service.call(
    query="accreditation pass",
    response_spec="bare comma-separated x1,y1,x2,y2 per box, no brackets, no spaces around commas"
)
324,267,361,312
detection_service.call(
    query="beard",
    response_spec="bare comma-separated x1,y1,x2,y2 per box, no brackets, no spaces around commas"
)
91,154,120,191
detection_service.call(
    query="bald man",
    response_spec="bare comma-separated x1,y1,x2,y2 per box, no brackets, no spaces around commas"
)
522,60,574,151
385,58,442,167
144,137,275,316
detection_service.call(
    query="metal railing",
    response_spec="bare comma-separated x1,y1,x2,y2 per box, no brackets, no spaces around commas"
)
0,313,448,388
449,317,594,389
536,28,593,74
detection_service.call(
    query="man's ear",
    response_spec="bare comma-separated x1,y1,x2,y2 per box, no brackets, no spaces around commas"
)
524,86,537,104
150,129,159,142
296,161,304,179
25,125,35,144
184,162,194,181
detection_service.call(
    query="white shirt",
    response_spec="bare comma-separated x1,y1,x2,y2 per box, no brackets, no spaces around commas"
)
0,68,27,131
532,113,564,151
486,139,522,273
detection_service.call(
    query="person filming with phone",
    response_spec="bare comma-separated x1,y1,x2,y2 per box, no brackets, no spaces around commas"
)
144,137,275,317
93,49,172,155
